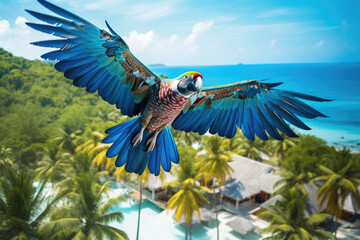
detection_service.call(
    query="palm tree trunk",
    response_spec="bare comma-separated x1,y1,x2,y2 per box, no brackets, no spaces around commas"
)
189,224,192,240
214,189,219,240
334,216,338,237
136,177,142,240
185,224,188,240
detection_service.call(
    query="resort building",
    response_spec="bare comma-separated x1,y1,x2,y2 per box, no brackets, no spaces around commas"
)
261,184,360,221
218,154,282,213
116,152,360,239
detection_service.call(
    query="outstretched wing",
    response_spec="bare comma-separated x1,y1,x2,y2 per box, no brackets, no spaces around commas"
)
172,80,331,140
26,0,161,117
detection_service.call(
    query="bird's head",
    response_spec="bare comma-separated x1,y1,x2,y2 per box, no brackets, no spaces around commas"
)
177,71,203,97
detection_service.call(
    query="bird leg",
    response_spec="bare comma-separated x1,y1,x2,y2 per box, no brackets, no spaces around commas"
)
132,128,144,146
146,130,160,152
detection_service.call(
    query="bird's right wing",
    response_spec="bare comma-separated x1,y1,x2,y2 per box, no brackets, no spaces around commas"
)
26,0,162,117
172,80,332,140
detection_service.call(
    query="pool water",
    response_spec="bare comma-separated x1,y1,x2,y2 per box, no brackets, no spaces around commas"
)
108,185,262,240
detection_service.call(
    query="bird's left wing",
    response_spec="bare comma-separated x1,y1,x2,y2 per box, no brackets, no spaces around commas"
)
172,80,331,140
26,0,162,117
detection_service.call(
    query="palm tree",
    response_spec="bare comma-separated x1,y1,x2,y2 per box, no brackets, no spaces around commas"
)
92,108,127,124
51,127,81,154
274,165,314,195
196,136,233,186
258,188,335,240
0,169,65,239
274,169,313,195
75,131,115,171
0,145,14,176
237,137,268,161
195,136,233,240
62,152,93,177
164,178,209,240
173,146,198,182
171,128,203,147
75,130,105,154
221,131,243,153
311,148,360,237
266,133,298,165
35,146,70,185
41,169,128,240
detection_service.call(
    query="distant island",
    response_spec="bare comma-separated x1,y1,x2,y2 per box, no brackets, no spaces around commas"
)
148,64,167,68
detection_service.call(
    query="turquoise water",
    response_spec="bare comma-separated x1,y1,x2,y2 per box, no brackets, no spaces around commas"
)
149,63,360,151
108,185,261,240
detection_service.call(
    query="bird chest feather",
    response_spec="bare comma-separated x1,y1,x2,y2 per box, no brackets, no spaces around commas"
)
146,82,190,132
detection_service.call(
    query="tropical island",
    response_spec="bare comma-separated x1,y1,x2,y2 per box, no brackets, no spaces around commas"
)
1,48,360,239
148,64,167,68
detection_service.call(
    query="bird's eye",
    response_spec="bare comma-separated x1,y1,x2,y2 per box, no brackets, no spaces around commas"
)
184,75,188,79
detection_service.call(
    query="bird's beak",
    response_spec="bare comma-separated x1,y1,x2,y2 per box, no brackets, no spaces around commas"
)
186,76,202,95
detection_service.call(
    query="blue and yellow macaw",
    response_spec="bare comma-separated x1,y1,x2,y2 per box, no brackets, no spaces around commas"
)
27,0,331,176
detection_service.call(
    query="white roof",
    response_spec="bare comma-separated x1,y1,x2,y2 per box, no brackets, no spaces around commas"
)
144,171,177,190
227,154,281,194
261,184,360,216
220,180,260,201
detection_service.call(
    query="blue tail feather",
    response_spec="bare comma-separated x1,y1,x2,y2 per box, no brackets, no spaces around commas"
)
103,117,179,176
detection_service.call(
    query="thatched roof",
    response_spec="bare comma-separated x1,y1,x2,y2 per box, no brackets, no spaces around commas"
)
218,154,281,201
229,154,278,180
228,154,281,194
260,185,323,218
172,211,201,228
143,171,177,191
305,184,359,215
199,208,216,222
226,216,256,236
261,184,360,216
220,180,259,201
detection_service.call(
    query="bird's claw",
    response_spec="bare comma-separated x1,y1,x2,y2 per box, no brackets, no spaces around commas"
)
146,137,156,152
132,131,143,146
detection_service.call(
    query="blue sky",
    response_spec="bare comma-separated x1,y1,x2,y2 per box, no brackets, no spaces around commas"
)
0,0,359,65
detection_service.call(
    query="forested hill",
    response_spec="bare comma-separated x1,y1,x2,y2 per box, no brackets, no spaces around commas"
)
0,48,115,164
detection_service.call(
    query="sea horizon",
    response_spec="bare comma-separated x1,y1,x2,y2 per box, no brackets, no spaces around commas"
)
148,61,360,67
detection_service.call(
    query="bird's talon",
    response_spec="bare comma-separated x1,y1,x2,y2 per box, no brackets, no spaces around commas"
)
146,137,156,151
132,130,144,147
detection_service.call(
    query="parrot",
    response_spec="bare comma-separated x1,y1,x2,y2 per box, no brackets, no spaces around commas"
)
26,0,332,176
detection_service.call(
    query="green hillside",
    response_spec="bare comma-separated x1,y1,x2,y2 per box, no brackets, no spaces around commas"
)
0,48,116,166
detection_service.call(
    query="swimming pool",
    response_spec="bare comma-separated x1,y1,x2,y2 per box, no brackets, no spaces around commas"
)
108,184,262,240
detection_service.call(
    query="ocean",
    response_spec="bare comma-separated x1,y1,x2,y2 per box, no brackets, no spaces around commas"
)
149,63,360,151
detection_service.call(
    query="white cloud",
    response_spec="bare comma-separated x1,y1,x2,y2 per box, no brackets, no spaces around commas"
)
0,16,52,60
0,19,10,36
314,40,324,48
125,30,155,51
184,20,213,45
270,39,278,47
15,16,27,27
120,20,215,64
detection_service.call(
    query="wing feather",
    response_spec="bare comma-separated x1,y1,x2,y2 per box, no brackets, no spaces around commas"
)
26,0,162,117
172,80,331,140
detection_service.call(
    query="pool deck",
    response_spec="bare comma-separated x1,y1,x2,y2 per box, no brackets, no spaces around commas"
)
127,192,147,201
111,180,360,240
120,180,168,210
111,181,267,239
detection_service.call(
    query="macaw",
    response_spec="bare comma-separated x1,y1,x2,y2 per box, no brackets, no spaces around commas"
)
27,0,331,176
